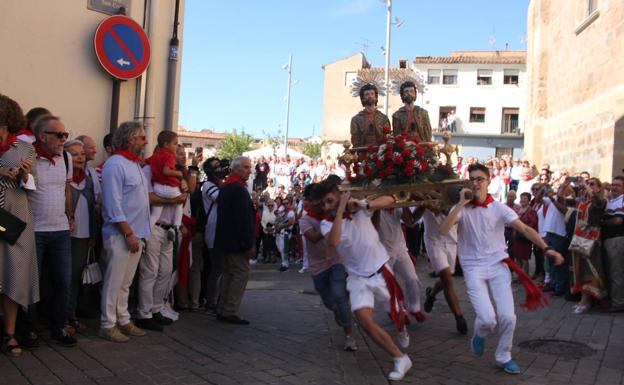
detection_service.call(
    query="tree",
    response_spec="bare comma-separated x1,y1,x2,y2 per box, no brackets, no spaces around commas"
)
217,131,254,160
302,141,326,159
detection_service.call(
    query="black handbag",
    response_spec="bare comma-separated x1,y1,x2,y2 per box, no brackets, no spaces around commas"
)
0,207,27,245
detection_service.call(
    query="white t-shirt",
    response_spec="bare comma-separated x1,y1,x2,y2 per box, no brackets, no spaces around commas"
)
320,210,389,277
71,180,90,239
278,210,295,233
377,209,408,257
606,193,624,215
29,151,73,232
201,181,220,248
422,209,457,245
542,197,566,237
455,200,518,268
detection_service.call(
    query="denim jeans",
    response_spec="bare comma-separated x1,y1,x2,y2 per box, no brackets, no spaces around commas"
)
312,264,352,327
35,231,72,336
545,232,570,295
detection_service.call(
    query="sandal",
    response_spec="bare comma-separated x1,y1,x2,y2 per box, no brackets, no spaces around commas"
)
3,334,22,357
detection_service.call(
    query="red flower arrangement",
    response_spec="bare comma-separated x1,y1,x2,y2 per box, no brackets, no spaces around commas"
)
347,131,457,185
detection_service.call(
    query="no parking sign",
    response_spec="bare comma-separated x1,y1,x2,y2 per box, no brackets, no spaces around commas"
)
94,15,151,80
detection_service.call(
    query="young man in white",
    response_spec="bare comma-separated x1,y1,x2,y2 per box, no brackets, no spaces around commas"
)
319,180,412,381
440,163,563,375
376,208,426,322
413,205,467,334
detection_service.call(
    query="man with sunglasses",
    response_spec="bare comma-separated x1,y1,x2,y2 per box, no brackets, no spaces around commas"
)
27,115,77,347
440,163,563,375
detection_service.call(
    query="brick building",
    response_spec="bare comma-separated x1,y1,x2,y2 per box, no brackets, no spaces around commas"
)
525,0,624,179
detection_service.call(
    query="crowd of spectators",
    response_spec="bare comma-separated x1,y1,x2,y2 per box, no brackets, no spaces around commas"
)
0,92,622,359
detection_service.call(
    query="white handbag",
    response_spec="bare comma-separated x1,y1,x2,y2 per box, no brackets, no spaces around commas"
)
568,234,596,259
81,247,102,284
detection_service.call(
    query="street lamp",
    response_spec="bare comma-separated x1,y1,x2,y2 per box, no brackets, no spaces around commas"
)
380,1,403,115
282,54,294,155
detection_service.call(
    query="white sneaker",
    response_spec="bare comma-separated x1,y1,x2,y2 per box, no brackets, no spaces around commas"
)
388,354,412,381
161,304,179,321
343,335,358,351
250,259,257,265
396,330,410,349
298,267,308,274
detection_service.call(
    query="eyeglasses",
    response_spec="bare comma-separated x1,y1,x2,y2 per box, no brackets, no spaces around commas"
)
44,131,69,140
469,176,487,183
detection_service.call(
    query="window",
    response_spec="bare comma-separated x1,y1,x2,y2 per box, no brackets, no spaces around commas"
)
495,147,513,158
182,142,193,148
442,69,458,85
438,106,457,132
503,69,519,85
476,69,493,85
501,108,520,134
469,107,485,123
345,71,357,86
588,0,597,15
427,69,440,84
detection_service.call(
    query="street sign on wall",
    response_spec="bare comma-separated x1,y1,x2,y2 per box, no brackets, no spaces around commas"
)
94,15,150,80
88,0,131,15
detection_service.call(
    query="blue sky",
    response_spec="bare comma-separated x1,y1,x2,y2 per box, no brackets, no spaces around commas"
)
179,0,529,139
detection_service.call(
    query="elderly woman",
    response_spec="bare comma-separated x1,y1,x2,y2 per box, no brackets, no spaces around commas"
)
570,177,606,314
64,140,97,332
0,94,38,356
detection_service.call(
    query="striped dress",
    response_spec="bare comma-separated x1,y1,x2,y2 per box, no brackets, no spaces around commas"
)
0,140,39,306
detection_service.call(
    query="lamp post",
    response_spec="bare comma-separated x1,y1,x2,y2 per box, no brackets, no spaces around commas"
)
383,0,392,116
283,54,293,155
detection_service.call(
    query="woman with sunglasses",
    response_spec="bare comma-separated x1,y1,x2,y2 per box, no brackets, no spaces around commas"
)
569,178,607,314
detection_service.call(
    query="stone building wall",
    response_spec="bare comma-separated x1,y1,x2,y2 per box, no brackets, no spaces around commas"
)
526,0,624,179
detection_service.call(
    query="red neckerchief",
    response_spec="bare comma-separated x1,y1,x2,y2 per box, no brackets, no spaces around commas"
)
222,174,247,187
34,142,57,165
0,134,18,156
471,194,495,208
116,149,142,163
306,208,325,221
72,169,86,184
15,128,34,137
324,211,352,222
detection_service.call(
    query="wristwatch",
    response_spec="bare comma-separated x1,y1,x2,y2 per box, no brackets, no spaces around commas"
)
361,199,370,210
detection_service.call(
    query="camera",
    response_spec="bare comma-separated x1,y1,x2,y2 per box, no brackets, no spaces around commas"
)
216,159,230,179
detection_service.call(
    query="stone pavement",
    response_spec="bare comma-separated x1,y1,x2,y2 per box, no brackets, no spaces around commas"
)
1,262,623,385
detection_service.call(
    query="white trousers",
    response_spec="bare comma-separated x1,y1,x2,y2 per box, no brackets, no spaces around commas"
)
100,234,143,328
387,250,422,312
464,262,517,364
150,183,183,227
138,225,173,319
277,232,289,267
302,237,309,269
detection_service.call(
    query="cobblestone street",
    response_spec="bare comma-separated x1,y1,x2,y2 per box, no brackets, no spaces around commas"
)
1,263,623,385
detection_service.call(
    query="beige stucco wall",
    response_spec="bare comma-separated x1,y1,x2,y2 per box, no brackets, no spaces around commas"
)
0,0,185,161
526,0,624,179
321,53,404,143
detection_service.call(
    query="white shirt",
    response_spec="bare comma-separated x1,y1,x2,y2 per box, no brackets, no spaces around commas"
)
542,197,566,237
510,166,523,181
535,202,548,237
488,175,503,202
28,151,73,232
606,193,624,215
71,179,90,239
143,165,177,225
377,209,408,257
201,181,220,249
456,200,518,268
321,210,389,277
422,209,457,245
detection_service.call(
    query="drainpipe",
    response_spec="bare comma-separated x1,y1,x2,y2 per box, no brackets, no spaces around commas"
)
164,0,181,131
143,0,158,151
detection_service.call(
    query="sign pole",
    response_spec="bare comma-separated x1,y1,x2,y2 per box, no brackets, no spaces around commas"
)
110,79,121,134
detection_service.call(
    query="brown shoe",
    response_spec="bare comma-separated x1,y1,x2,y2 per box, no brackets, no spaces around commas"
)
118,321,146,337
98,326,130,343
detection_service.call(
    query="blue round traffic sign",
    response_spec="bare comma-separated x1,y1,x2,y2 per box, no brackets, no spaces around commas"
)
94,15,151,80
